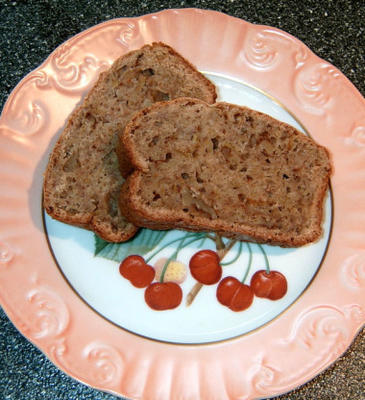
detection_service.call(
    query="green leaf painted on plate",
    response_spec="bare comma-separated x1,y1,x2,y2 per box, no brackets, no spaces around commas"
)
94,229,169,262
94,235,109,256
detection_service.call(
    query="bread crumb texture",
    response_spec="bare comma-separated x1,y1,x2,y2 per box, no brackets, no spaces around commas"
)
121,98,332,247
43,43,216,242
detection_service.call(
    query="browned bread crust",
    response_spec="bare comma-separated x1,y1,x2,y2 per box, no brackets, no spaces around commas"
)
119,98,332,247
43,43,217,242
116,43,217,178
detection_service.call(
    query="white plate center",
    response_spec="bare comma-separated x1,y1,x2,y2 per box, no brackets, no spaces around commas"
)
44,73,332,344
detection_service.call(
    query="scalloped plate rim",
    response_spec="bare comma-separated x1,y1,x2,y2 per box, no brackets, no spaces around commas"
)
0,7,364,400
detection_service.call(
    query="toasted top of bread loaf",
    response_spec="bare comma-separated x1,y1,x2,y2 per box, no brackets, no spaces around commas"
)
43,43,217,242
120,98,332,247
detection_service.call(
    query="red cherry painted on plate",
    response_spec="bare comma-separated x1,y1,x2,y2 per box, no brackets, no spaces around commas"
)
216,276,241,306
216,276,254,312
189,250,222,285
119,255,155,288
144,282,183,310
250,270,287,300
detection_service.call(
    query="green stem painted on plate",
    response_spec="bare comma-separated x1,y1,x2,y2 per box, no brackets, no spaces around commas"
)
241,242,253,283
159,235,207,282
257,243,270,274
220,241,243,266
145,233,200,263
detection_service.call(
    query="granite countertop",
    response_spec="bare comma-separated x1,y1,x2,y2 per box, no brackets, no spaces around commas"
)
0,1,364,399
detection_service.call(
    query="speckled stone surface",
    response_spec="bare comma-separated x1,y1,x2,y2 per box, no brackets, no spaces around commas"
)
0,1,364,399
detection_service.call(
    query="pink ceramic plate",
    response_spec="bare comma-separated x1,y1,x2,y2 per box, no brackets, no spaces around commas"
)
0,8,364,400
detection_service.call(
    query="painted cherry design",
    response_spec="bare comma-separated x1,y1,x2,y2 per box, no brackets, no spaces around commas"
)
154,258,187,284
189,249,222,285
145,282,183,310
250,243,288,300
145,242,187,311
250,270,287,300
119,255,155,288
216,276,254,312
